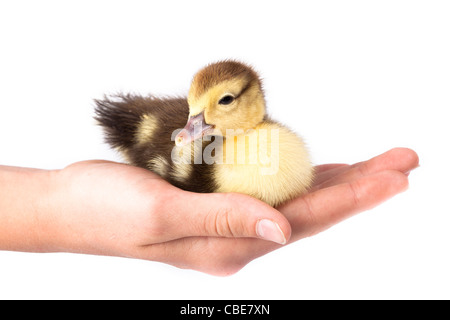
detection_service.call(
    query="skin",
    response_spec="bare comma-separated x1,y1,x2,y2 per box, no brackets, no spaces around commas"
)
0,148,418,276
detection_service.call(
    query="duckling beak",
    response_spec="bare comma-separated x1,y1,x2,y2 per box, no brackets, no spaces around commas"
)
175,111,214,146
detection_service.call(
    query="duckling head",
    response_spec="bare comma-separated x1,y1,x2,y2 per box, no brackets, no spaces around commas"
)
175,60,266,146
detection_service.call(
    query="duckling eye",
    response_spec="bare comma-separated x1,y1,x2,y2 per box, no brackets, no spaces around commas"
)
218,95,235,105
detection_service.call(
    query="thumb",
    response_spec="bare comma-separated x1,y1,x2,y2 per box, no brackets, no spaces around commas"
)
161,191,291,244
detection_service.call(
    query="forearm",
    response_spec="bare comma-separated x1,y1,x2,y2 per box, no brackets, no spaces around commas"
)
0,163,140,257
0,165,56,252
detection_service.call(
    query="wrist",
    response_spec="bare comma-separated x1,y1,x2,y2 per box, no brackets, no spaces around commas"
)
0,166,59,252
37,167,92,255
35,168,67,253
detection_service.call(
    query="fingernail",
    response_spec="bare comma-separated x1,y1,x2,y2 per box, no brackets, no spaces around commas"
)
256,219,287,245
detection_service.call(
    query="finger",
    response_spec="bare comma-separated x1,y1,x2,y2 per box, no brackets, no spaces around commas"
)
353,147,419,174
313,164,349,185
279,170,409,240
157,190,292,245
314,163,349,173
312,148,419,190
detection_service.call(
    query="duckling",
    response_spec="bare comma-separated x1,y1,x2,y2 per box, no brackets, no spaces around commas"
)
94,60,314,207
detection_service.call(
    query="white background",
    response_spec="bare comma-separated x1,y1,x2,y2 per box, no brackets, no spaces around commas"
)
0,0,449,299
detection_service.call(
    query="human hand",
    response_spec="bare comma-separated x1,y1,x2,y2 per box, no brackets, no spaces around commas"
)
41,147,418,276
126,147,418,275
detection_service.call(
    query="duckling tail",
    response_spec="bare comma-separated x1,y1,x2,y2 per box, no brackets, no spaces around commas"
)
94,93,145,150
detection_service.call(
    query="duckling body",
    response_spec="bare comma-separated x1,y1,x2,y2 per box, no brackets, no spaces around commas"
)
212,121,313,206
95,61,314,206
